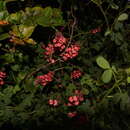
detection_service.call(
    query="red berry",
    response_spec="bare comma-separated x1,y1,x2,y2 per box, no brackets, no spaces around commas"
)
35,72,54,86
67,112,77,118
0,72,6,79
71,70,82,79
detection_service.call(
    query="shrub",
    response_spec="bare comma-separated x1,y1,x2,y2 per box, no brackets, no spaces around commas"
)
0,0,130,129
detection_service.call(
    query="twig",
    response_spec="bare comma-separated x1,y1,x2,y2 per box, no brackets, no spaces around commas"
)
60,7,76,57
99,5,110,29
68,7,76,45
20,62,53,86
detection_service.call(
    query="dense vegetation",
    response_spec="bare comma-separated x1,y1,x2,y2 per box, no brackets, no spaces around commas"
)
0,0,130,129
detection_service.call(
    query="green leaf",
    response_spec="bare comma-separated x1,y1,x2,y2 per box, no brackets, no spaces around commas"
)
36,7,65,27
96,56,110,69
101,69,113,83
13,85,21,94
24,77,36,93
125,68,130,74
0,1,6,11
43,7,53,17
0,11,9,20
11,25,35,38
104,29,111,36
81,88,89,95
1,53,15,64
0,33,9,41
8,12,21,23
11,64,20,71
110,3,119,10
120,93,130,111
113,92,130,111
117,13,128,21
111,65,117,74
127,77,130,84
91,0,102,5
36,16,50,27
80,74,94,86
20,25,35,38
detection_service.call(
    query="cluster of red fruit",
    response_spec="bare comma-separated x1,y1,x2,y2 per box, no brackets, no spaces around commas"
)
67,111,77,118
60,44,80,61
44,43,55,56
53,32,67,51
0,71,6,86
71,70,82,79
48,99,58,107
90,27,101,34
35,72,54,86
43,32,80,63
67,90,84,106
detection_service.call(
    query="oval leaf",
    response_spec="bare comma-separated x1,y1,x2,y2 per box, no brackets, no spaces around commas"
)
19,25,35,38
117,13,128,21
101,69,113,83
0,33,9,41
96,56,110,69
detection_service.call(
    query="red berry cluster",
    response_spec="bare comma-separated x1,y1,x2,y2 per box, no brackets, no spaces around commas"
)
67,111,77,118
90,27,101,34
67,90,84,106
71,70,82,79
60,44,80,61
48,99,58,106
53,32,67,51
44,43,55,56
43,32,80,63
44,43,55,64
35,72,54,86
44,32,67,63
0,71,6,86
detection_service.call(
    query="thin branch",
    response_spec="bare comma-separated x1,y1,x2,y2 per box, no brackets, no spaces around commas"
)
99,5,110,29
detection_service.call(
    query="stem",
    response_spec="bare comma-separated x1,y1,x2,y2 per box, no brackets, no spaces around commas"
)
103,83,116,99
99,5,109,29
112,71,122,93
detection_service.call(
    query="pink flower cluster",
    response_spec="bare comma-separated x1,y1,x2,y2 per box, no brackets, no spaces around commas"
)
67,90,84,106
48,99,58,107
43,32,80,63
35,72,54,86
71,70,82,79
0,71,6,86
60,44,80,61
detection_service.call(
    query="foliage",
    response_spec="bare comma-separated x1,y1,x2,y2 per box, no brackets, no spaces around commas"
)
0,0,130,129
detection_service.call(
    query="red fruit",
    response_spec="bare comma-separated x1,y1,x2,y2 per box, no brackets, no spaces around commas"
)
67,112,77,118
71,70,82,79
53,100,58,106
68,96,74,103
73,96,78,102
0,79,4,86
74,101,80,106
0,72,6,79
61,44,80,61
35,72,54,86
67,103,73,106
74,90,81,94
78,95,84,102
48,99,53,105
